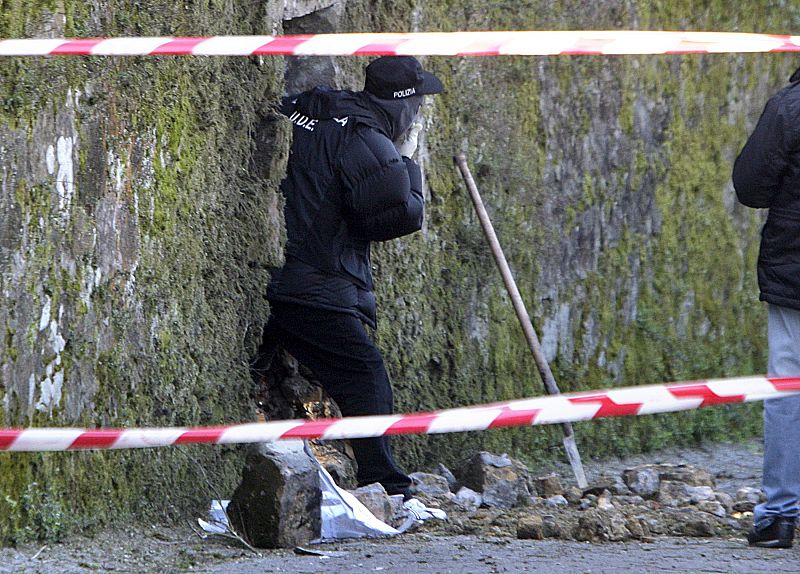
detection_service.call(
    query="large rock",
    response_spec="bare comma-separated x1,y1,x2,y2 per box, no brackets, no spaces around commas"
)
227,441,321,548
455,452,532,509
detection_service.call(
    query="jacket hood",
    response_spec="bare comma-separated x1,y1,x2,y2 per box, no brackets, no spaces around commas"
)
282,87,421,140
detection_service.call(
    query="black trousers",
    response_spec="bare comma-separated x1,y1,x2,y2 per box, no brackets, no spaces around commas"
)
251,300,412,497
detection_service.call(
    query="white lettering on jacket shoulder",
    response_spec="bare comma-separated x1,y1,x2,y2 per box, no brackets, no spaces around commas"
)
289,110,350,131
288,110,319,131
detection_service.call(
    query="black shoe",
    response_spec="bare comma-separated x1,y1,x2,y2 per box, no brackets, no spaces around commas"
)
747,517,795,548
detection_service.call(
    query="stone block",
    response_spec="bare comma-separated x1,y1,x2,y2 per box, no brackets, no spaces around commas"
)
732,486,763,512
686,485,716,504
682,514,716,537
655,464,714,487
227,441,320,548
657,480,691,507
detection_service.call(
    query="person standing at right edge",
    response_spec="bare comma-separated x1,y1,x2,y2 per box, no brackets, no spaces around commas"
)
732,65,800,549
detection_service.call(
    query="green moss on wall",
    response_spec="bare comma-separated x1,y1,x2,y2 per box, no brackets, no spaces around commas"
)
0,1,287,544
340,0,799,472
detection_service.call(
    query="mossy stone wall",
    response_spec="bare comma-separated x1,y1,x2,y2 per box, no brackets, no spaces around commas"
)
338,1,798,468
1,0,797,543
0,1,288,543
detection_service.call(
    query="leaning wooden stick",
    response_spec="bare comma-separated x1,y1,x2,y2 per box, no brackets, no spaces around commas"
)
454,153,588,489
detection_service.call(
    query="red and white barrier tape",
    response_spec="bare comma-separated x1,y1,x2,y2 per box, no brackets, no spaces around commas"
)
2,375,798,452
1,31,800,57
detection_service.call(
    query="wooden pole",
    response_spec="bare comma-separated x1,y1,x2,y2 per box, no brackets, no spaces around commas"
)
454,154,588,488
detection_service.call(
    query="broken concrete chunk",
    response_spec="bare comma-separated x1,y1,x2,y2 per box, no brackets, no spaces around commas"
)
696,500,727,518
350,482,393,524
733,486,763,512
410,471,452,497
516,514,544,539
434,463,458,492
454,487,482,512
574,509,630,542
535,473,564,498
455,451,531,509
545,495,569,508
622,466,660,498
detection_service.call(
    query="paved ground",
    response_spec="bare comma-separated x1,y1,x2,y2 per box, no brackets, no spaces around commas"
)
203,534,800,574
3,531,798,574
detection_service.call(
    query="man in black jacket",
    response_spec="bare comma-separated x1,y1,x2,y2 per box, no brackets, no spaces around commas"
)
733,67,800,549
252,56,443,499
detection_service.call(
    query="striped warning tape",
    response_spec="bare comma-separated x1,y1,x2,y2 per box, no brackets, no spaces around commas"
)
1,31,800,57
1,375,798,451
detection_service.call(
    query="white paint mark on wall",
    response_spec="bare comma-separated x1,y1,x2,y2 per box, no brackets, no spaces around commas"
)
35,307,67,413
28,373,36,408
38,294,52,331
55,135,74,214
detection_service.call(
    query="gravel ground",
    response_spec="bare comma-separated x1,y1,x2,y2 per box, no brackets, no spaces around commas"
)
2,438,794,574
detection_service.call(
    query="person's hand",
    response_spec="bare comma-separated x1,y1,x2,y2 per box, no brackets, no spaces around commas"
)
395,122,423,158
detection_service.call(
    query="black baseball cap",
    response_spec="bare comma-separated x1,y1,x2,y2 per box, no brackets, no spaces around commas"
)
364,56,444,100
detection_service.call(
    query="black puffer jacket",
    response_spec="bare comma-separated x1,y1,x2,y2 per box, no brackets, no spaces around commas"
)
267,87,424,327
733,75,800,311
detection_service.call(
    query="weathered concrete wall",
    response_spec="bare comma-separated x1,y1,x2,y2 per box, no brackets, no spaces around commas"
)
1,0,797,542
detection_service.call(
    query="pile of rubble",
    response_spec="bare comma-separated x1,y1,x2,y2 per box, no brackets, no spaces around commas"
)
227,443,765,547
392,451,763,543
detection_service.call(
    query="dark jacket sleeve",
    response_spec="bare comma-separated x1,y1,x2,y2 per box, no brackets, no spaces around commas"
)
339,127,424,242
733,89,797,208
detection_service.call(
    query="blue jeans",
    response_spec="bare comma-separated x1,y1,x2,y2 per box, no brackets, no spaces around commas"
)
754,304,800,528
